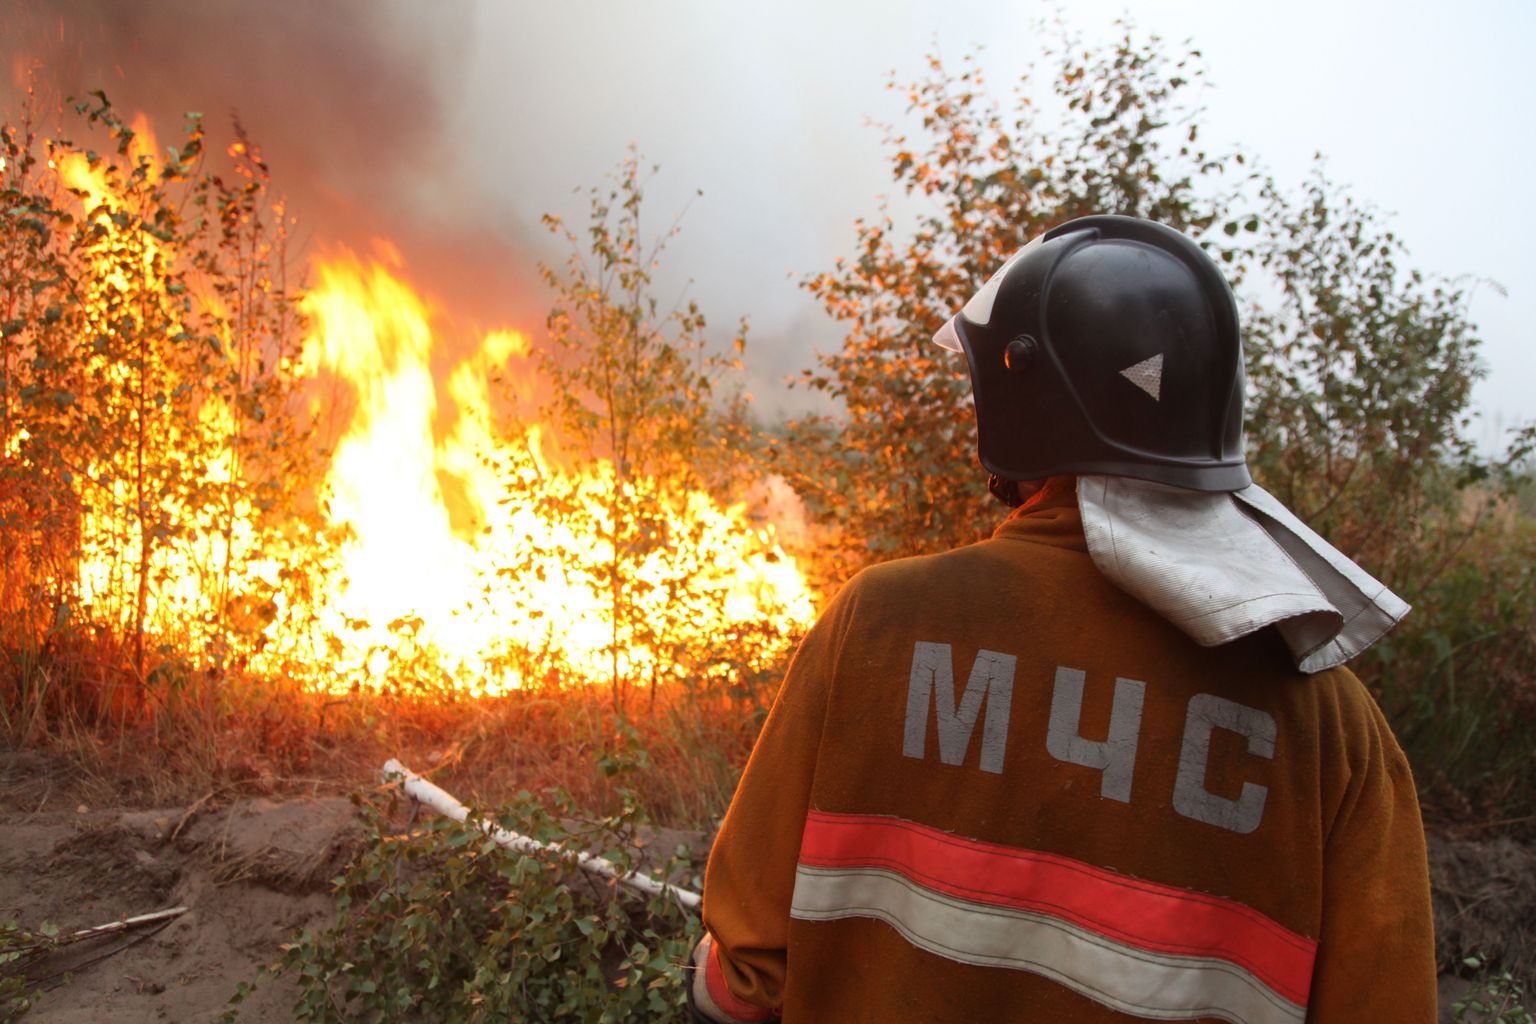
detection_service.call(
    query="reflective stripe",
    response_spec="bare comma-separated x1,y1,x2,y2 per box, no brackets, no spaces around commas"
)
790,810,1314,1024
792,866,1303,1024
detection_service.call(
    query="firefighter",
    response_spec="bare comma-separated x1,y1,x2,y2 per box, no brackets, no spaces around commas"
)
688,216,1436,1023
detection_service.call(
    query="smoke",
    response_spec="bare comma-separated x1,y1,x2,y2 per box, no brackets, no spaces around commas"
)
1,0,925,418
0,0,545,332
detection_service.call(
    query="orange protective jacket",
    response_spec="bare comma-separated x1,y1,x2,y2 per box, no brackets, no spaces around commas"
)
696,480,1436,1024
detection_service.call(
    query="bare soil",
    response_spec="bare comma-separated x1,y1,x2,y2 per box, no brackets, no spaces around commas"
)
1,747,353,1023
2,746,1531,1023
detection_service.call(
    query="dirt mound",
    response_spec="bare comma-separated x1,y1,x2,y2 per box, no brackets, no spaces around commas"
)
1,796,359,1022
1429,832,1536,995
178,796,361,891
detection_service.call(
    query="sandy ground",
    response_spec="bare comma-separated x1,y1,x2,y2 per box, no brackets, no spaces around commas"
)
0,746,359,1022
1,746,1531,1022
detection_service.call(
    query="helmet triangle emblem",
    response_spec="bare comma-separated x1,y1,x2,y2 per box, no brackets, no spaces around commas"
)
1120,353,1163,401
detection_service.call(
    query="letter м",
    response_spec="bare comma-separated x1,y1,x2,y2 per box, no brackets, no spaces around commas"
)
903,641,1017,775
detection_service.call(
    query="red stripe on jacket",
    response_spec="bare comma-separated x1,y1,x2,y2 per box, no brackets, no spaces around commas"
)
797,809,1316,1006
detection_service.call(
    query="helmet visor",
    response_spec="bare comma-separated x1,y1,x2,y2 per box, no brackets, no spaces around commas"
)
932,237,1043,354
933,316,964,353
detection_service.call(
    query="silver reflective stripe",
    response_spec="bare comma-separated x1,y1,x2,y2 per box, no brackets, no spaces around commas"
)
790,865,1305,1024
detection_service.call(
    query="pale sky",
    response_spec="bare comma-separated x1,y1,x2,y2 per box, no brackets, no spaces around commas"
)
6,0,1532,453
451,0,1535,452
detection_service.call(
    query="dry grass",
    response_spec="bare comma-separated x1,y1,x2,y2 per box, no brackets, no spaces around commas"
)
0,629,771,830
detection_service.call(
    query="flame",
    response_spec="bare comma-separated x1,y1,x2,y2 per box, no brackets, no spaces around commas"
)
28,108,814,696
299,247,815,695
56,113,161,205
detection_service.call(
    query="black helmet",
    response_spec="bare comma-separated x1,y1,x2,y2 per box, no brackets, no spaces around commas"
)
934,215,1250,493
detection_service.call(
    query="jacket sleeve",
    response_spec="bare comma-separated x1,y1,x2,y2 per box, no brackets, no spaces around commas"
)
1306,685,1437,1022
693,579,858,1019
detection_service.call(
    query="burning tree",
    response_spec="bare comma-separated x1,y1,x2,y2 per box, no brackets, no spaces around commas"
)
0,93,322,718
491,152,810,712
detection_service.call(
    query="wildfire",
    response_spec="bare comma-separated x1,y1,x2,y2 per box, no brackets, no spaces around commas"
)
300,248,814,694
26,110,814,698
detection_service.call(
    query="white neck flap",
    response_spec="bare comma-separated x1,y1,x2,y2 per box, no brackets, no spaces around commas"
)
1076,476,1409,673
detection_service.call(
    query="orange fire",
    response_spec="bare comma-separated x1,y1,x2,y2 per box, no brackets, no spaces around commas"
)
299,247,814,695
36,113,814,696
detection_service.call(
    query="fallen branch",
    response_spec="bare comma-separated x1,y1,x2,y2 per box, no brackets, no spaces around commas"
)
32,909,187,989
61,906,188,947
5,906,188,959
380,758,702,914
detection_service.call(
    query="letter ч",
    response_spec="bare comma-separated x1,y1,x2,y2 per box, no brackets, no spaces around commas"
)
1046,666,1147,803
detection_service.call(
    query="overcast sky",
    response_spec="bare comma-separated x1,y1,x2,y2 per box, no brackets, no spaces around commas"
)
5,0,1532,452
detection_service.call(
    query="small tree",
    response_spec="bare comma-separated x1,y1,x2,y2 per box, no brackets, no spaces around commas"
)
496,152,789,713
182,119,321,669
1,99,89,645
0,91,318,720
1243,172,1485,585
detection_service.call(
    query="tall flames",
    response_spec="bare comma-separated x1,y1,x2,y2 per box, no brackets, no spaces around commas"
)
25,111,815,698
299,248,815,694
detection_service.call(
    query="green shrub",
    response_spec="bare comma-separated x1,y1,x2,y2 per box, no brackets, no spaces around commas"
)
1,917,58,1021
1370,512,1536,827
227,786,703,1022
1454,954,1534,1024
